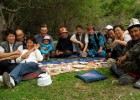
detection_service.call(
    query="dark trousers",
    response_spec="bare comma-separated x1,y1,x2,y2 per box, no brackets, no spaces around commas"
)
110,60,140,78
0,60,17,75
110,64,125,78
111,44,124,59
55,50,73,58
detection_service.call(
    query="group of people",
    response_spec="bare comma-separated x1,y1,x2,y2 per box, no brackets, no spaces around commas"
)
0,18,140,89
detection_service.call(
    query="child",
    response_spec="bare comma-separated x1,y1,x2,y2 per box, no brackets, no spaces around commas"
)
40,36,53,60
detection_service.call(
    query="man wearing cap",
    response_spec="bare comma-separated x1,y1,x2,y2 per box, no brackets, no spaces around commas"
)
70,25,88,57
104,25,113,41
0,29,23,74
87,26,106,57
55,27,73,57
110,18,140,88
34,24,54,50
104,25,114,57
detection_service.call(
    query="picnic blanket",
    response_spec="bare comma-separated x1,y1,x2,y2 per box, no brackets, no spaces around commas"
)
40,57,108,76
21,57,108,80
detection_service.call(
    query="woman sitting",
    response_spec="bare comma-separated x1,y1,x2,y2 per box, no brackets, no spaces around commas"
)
2,36,43,88
111,25,131,59
87,26,106,57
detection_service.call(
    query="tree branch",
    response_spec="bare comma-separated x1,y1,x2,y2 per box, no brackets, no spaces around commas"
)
0,5,26,13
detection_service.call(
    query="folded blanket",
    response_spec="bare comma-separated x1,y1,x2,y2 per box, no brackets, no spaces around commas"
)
22,68,45,80
75,70,107,83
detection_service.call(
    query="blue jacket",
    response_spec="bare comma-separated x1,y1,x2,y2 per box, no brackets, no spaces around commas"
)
40,43,53,54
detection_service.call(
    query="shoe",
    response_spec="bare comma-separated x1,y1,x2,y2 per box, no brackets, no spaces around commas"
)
2,72,15,88
133,79,140,89
118,74,136,85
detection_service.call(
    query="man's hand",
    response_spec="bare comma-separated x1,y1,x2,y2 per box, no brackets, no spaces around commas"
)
13,50,21,55
56,50,63,56
112,40,119,48
98,49,102,54
117,54,127,66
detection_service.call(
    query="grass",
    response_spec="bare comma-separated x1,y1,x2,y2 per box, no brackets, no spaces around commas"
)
0,68,140,100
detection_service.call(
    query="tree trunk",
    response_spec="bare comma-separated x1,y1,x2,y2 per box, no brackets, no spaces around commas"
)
0,8,6,42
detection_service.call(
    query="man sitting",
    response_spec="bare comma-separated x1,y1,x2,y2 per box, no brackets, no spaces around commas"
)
34,24,54,50
15,28,27,49
0,29,23,74
55,27,73,58
70,25,88,57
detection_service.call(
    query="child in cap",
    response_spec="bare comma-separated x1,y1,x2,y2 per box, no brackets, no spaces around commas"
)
40,36,53,60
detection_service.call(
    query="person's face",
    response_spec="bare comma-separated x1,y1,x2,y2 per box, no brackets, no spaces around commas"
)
26,39,34,50
40,27,48,37
76,28,83,35
16,30,24,42
87,30,94,35
114,27,124,39
108,30,115,39
129,27,140,41
7,34,16,44
43,39,49,44
60,32,67,38
105,29,109,34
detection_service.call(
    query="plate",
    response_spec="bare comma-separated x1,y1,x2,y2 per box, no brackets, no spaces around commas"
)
79,62,88,65
73,65,85,69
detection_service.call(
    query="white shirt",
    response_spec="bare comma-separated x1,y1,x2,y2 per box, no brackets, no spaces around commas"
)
123,32,132,42
71,33,89,43
16,49,43,63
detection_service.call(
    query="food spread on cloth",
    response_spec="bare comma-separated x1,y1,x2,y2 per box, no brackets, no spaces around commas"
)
39,57,107,76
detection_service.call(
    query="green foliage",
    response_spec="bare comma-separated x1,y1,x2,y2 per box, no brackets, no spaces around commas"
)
1,0,140,36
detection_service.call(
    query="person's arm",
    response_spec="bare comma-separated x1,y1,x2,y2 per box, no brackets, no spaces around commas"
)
49,36,55,50
17,44,36,62
47,44,53,52
56,39,61,51
114,33,132,47
83,34,88,52
0,54,20,60
112,40,127,47
98,46,103,54
16,50,27,63
98,33,104,54
121,40,132,56
34,49,43,61
0,50,21,59
117,54,127,66
126,42,140,60
70,34,81,44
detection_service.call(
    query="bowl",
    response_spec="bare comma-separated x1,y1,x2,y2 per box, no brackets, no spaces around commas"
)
37,73,52,86
61,67,68,71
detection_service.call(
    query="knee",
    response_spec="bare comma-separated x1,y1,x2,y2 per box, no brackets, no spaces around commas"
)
110,63,117,72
